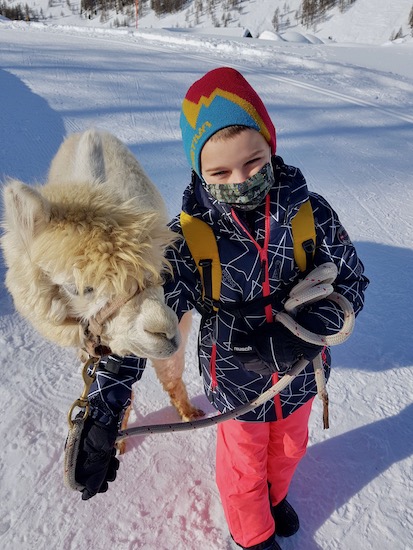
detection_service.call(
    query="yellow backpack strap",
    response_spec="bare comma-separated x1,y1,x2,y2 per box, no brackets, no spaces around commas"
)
291,199,316,272
180,211,222,312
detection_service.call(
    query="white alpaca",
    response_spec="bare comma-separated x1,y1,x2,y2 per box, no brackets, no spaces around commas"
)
1,129,201,421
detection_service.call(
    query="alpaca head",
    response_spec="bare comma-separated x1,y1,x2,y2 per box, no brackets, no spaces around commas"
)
1,178,180,358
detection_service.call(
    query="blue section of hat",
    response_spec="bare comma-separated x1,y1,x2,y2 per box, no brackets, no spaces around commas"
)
180,94,260,176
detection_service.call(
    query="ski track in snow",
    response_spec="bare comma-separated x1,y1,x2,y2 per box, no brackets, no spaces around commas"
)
0,22,412,550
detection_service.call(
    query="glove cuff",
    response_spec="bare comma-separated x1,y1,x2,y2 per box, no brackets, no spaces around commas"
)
87,354,145,428
88,406,123,429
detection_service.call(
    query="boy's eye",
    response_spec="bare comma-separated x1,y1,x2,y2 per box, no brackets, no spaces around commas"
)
246,157,262,166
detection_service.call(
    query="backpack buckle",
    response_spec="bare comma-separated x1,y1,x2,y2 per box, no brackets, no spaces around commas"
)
302,239,315,254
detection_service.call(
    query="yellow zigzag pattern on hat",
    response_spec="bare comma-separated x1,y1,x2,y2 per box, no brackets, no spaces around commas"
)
182,88,271,144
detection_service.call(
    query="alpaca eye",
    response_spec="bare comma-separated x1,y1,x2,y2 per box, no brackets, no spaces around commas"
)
84,287,94,295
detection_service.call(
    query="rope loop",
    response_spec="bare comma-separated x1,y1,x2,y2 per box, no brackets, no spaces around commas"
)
64,263,353,494
276,262,355,347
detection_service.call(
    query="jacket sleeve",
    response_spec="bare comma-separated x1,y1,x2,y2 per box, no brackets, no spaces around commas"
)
297,193,369,336
162,215,203,319
87,355,146,426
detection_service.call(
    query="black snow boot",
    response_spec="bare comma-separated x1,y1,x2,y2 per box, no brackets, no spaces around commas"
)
271,497,300,538
240,533,282,550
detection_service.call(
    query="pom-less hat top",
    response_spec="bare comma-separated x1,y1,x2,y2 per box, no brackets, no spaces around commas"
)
180,67,276,176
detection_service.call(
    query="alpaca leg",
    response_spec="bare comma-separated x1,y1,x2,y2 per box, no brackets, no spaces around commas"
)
152,311,204,421
156,366,204,421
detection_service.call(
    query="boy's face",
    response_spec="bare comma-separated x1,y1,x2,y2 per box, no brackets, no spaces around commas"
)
200,128,271,185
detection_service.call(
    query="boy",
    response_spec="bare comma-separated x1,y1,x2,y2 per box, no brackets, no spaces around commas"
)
75,68,369,550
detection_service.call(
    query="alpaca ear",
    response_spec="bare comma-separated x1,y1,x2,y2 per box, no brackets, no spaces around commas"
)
72,129,106,183
2,179,51,241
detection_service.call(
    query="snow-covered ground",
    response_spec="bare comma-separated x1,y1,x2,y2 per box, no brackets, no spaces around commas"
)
0,15,412,550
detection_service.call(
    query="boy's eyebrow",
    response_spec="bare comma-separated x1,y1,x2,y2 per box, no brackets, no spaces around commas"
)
204,149,267,173
203,164,228,173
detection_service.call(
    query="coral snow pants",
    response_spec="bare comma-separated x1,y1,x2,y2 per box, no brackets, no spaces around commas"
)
216,398,314,548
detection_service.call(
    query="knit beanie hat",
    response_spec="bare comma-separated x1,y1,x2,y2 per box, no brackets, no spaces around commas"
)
180,67,276,176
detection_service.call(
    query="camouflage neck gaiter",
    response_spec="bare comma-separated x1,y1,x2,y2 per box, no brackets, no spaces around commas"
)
202,162,274,211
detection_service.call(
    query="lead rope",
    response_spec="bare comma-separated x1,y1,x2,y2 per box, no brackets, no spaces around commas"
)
64,284,139,491
64,263,353,490
64,357,99,490
313,353,330,429
116,262,354,442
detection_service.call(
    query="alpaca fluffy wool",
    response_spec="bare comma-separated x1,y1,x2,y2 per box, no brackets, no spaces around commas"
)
1,130,178,352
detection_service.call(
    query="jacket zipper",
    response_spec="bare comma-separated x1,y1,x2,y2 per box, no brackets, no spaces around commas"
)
210,342,218,390
231,194,283,420
231,194,272,322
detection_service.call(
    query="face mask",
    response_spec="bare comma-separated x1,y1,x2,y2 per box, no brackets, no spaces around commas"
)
202,162,274,211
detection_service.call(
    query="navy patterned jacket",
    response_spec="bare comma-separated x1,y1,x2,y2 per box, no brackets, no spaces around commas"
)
88,156,369,425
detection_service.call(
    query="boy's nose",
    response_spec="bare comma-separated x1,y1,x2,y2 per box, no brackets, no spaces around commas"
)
232,168,251,183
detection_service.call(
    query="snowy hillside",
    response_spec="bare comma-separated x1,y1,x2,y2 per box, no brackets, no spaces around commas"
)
2,0,413,44
0,11,413,550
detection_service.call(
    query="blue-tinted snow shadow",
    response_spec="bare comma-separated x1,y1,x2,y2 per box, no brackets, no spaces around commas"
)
0,69,65,182
322,241,413,371
288,403,413,549
0,68,66,315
